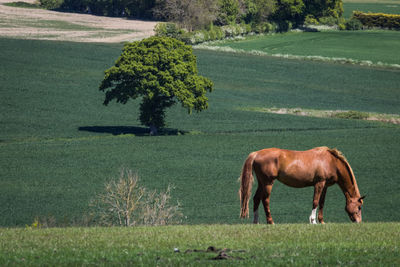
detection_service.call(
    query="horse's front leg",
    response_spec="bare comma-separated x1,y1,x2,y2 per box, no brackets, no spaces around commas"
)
310,181,326,224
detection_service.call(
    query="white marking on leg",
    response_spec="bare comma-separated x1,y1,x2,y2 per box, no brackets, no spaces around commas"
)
309,208,317,224
253,210,259,224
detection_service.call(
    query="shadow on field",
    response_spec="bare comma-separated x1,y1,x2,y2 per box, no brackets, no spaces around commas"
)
78,126,186,136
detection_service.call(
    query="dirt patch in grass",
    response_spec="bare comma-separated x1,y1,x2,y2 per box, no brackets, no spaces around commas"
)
181,246,247,261
0,0,157,42
243,107,400,125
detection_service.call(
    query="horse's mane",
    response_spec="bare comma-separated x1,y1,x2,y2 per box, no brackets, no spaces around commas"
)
325,147,360,197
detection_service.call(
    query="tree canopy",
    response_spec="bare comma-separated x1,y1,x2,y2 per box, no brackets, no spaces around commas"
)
99,36,213,134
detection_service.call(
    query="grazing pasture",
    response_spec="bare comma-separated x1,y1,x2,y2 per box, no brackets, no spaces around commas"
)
204,31,400,66
1,37,400,226
1,223,399,265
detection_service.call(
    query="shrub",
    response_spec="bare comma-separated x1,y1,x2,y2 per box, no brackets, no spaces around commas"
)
140,185,182,226
221,25,236,37
39,0,63,9
89,169,183,226
333,110,369,120
154,22,185,39
243,23,252,34
318,16,338,26
276,20,292,32
252,22,275,33
338,23,346,31
352,11,400,30
179,32,196,44
345,18,363,30
304,15,319,25
213,27,225,40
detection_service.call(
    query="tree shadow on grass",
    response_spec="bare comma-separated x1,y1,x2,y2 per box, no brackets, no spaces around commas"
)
78,126,187,136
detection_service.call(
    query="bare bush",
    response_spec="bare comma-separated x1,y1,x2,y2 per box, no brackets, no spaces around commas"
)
140,185,183,226
90,169,183,226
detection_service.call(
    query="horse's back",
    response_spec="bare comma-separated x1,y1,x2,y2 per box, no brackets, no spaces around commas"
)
253,147,338,187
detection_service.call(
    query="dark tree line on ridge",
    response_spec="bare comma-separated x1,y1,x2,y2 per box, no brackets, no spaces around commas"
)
41,0,343,31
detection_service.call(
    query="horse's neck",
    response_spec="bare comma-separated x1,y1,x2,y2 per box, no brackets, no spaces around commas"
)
338,163,360,199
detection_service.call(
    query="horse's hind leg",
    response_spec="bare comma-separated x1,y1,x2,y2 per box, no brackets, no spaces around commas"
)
253,186,262,224
261,181,275,224
318,187,328,224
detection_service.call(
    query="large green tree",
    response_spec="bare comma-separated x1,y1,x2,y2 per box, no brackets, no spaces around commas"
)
241,0,275,25
99,36,213,135
216,0,240,25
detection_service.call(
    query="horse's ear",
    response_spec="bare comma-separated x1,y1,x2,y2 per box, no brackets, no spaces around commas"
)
359,195,366,203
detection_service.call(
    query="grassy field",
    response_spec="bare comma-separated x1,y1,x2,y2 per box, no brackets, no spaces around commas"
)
1,223,399,266
1,37,400,227
205,31,400,66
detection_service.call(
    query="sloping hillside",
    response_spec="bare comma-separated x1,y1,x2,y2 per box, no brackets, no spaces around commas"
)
0,0,157,42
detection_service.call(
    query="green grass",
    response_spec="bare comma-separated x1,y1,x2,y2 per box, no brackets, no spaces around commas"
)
1,223,399,266
206,31,400,66
1,38,400,227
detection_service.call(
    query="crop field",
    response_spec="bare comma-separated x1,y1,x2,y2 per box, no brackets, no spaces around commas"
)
343,0,400,18
204,31,400,66
1,223,399,265
1,36,400,228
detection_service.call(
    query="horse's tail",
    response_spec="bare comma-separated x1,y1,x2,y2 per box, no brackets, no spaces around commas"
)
239,152,257,218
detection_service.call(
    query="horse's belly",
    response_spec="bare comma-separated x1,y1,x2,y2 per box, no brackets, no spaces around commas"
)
277,173,315,188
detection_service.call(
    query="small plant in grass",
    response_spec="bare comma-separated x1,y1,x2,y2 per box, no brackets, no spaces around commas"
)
89,169,183,226
25,217,42,229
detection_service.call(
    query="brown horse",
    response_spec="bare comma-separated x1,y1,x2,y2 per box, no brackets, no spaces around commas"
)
239,147,365,224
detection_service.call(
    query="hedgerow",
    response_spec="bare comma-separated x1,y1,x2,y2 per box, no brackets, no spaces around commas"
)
352,11,400,30
155,22,269,45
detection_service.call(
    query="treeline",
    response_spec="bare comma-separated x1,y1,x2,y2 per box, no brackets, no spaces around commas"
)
41,0,343,31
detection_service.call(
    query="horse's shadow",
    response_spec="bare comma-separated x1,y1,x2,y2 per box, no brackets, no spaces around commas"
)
78,126,186,136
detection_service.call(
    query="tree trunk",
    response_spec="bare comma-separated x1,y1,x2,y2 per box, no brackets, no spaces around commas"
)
149,124,158,136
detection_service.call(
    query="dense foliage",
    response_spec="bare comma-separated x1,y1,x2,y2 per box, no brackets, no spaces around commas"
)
39,0,343,31
99,36,213,133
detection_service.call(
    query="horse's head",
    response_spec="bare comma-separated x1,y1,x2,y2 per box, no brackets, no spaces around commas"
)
345,196,365,223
